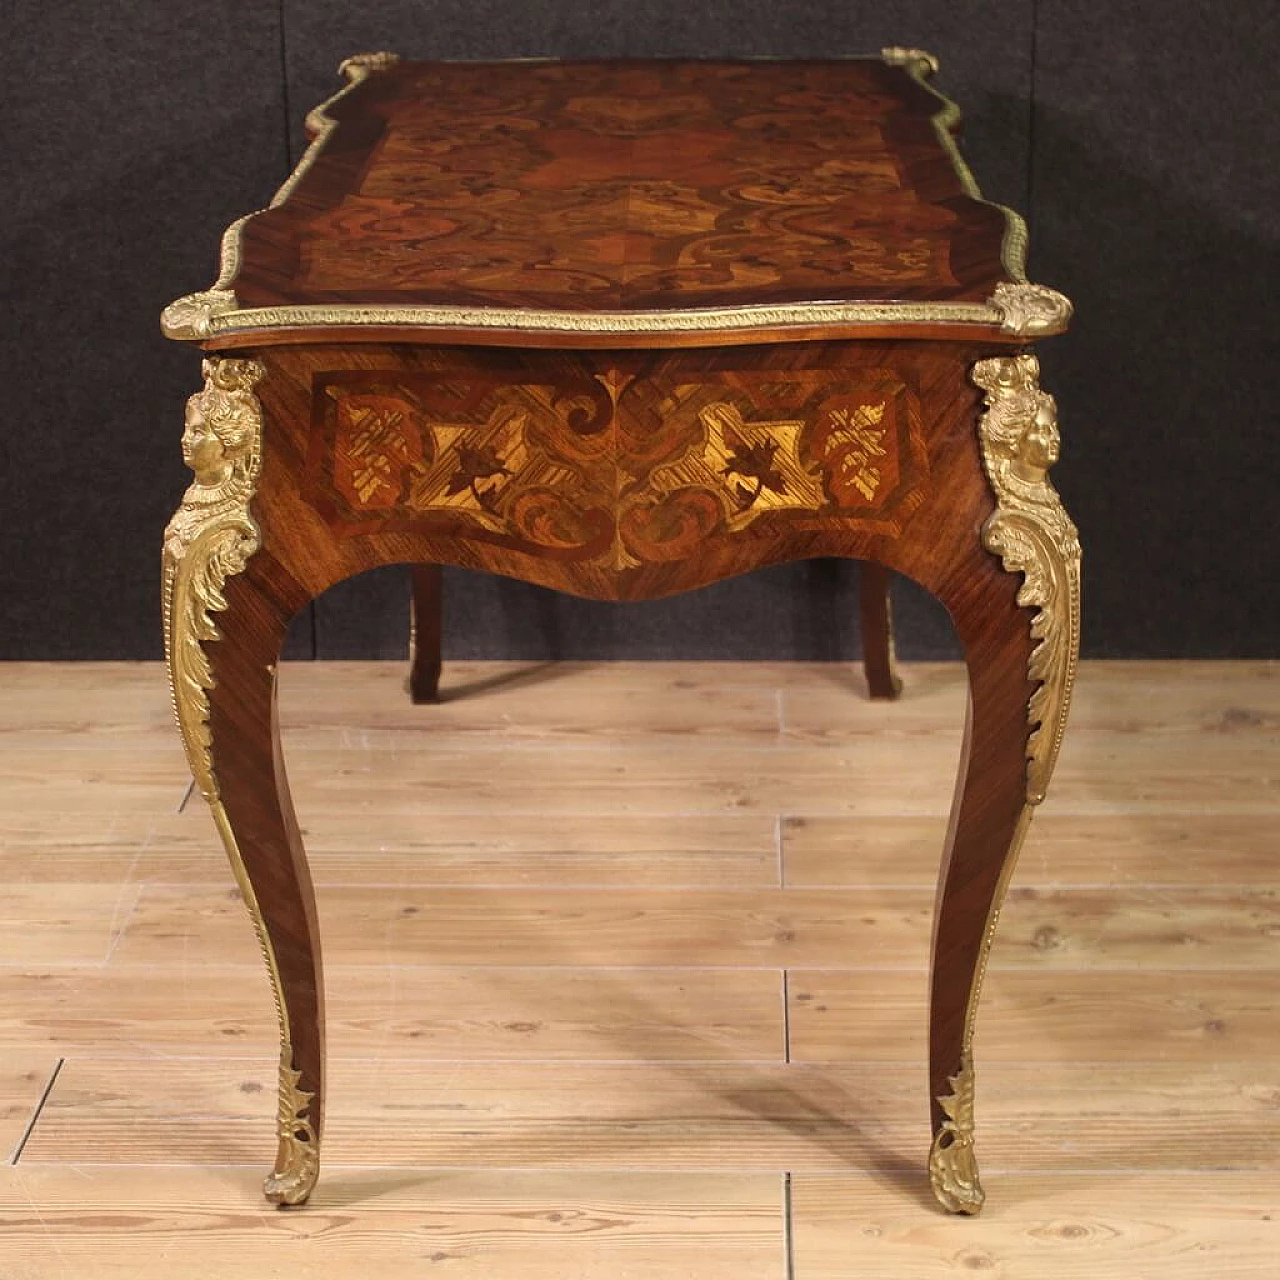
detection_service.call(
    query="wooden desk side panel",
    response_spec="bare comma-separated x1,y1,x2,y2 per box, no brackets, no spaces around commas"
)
244,340,1007,612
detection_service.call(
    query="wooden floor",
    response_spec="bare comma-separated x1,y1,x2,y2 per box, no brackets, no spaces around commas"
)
1,659,1277,1276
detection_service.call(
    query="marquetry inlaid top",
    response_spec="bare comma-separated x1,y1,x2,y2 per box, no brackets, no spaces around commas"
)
163,52,1071,347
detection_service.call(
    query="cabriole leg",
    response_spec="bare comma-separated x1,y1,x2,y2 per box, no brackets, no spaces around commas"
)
927,352,1081,1213
409,564,444,703
926,590,1035,1214
163,357,324,1207
859,560,902,699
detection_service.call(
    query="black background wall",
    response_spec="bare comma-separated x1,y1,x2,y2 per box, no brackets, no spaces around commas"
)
3,2,1276,662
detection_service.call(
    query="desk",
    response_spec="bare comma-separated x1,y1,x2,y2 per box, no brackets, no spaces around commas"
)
161,50,1080,1214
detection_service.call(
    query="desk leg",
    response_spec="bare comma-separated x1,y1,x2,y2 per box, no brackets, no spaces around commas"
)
859,562,902,699
926,352,1081,1214
163,357,324,1207
409,565,443,703
925,586,1034,1215
170,561,325,1207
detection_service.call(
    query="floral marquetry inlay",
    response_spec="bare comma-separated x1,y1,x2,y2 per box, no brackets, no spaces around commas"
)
284,60,966,311
615,372,928,564
304,368,930,566
309,374,617,557
650,395,893,532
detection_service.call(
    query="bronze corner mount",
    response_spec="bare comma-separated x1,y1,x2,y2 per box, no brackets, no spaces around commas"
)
161,289,237,342
990,282,1074,337
881,47,941,77
339,50,400,79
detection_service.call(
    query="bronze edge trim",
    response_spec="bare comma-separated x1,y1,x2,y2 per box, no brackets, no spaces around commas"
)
880,47,1029,283
161,50,1070,344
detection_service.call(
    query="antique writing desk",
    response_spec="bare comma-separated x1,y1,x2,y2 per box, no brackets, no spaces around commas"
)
161,51,1079,1214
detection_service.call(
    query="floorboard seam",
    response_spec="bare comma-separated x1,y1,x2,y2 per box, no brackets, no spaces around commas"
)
10,1058,64,1165
783,1170,795,1280
782,969,792,1064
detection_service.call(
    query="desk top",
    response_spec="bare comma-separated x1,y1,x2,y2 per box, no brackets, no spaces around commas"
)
163,51,1070,348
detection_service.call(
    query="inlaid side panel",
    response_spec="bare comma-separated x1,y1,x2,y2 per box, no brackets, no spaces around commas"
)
298,358,931,574
254,340,992,604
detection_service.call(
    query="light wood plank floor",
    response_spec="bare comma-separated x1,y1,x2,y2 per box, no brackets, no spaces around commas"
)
1,659,1277,1277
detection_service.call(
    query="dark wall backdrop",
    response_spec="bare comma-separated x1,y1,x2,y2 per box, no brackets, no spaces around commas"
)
4,2,1276,662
